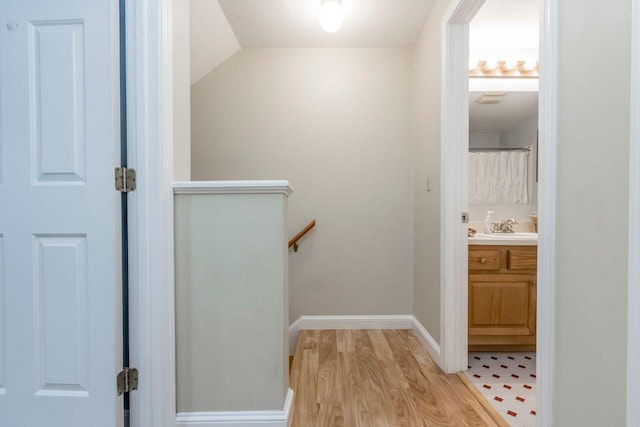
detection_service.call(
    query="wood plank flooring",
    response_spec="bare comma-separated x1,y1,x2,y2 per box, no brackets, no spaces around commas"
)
290,330,503,427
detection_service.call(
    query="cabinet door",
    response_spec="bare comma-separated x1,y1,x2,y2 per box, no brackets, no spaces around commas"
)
469,273,536,337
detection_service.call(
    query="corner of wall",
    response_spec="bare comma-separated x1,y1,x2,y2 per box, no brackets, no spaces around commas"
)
189,0,241,86
172,0,191,180
410,0,452,347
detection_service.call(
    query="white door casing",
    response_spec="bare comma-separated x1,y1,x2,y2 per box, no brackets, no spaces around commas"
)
628,0,640,424
124,0,177,424
440,0,485,374
0,0,122,425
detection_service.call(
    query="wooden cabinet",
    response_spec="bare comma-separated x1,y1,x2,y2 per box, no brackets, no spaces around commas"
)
468,245,537,351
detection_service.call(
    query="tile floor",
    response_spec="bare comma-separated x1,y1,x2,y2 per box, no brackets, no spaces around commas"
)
465,352,537,427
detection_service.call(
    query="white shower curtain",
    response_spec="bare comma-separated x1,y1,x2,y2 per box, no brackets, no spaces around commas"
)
469,151,529,204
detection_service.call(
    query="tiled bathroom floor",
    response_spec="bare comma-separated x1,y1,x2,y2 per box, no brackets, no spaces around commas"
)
465,352,537,427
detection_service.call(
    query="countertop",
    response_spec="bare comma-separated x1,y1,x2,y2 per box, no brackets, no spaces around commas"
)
468,232,538,246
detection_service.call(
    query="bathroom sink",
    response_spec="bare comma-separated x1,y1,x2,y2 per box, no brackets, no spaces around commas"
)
469,232,538,246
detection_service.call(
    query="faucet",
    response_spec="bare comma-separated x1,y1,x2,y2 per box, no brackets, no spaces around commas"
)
491,218,517,233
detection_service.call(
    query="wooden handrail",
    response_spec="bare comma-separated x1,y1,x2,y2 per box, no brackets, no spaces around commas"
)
289,220,316,252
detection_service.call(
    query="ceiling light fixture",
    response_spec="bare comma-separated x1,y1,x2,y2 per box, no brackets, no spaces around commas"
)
319,0,344,33
469,59,540,78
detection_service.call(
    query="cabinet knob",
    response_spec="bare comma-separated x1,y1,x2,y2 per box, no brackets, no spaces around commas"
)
480,258,488,264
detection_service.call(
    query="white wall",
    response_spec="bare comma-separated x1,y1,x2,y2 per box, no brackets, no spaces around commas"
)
190,48,415,321
174,191,289,412
554,0,631,424
501,114,537,150
469,132,500,148
412,0,454,344
189,0,241,85
173,0,191,180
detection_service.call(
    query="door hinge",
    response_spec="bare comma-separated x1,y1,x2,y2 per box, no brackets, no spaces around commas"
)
115,167,137,192
117,367,139,396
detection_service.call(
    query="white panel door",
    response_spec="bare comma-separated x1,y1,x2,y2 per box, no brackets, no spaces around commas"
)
0,0,122,426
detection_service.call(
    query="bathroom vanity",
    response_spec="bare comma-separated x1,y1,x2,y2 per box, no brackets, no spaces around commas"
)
468,237,537,352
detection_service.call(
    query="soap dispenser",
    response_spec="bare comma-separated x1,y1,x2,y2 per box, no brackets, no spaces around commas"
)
483,211,494,234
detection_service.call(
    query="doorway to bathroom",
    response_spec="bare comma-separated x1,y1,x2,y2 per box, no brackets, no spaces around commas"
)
465,2,540,424
440,0,555,425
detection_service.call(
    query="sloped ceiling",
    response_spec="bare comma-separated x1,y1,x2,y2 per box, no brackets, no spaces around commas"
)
190,0,241,84
189,0,439,83
218,0,438,48
191,0,539,84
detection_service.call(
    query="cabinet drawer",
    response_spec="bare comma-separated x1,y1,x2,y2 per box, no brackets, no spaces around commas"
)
469,250,501,271
508,247,537,270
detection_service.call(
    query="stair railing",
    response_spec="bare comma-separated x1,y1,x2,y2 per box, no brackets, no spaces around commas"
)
288,220,316,253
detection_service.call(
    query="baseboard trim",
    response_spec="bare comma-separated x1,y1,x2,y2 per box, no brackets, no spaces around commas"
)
175,388,294,427
411,317,441,366
288,315,441,363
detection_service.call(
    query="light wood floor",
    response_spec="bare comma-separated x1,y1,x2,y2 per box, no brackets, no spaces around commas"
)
290,329,505,427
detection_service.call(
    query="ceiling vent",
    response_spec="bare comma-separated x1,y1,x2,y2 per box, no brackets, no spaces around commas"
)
474,92,507,105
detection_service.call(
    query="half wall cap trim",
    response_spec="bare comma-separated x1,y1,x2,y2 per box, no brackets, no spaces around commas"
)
173,180,294,196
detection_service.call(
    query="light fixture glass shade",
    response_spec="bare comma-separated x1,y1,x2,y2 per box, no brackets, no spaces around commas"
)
521,59,538,71
502,60,517,71
319,0,344,33
482,60,498,72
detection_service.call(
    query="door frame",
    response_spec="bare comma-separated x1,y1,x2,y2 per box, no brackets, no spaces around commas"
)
439,0,484,375
127,0,563,425
628,0,640,424
124,1,640,425
440,0,558,426
126,0,176,425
